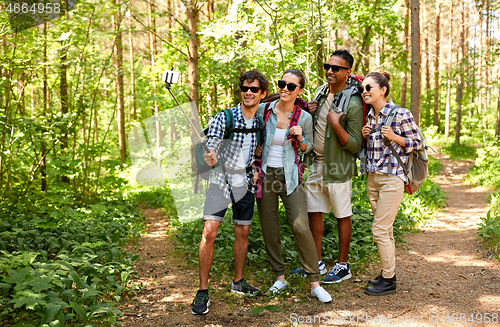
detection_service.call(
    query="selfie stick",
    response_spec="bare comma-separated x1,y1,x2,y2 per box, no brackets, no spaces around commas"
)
162,70,209,152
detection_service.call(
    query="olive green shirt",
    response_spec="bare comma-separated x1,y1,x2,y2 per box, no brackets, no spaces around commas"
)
304,84,364,183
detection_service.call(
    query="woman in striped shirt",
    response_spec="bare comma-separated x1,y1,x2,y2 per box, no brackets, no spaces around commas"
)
361,71,422,296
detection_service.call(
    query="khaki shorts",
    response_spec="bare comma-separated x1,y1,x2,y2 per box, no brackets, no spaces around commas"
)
305,161,353,218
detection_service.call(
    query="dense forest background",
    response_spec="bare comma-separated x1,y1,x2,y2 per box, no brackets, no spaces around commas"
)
0,0,499,199
1,0,500,326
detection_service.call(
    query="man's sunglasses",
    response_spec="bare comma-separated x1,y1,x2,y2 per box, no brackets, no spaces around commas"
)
323,63,350,72
240,85,261,93
277,80,298,91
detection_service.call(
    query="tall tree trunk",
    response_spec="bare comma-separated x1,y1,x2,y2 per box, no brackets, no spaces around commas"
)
496,88,500,136
444,0,453,138
401,0,410,108
423,1,431,125
455,0,465,144
184,0,201,181
113,0,126,163
484,0,490,114
410,0,421,125
128,8,137,120
41,22,48,191
478,0,483,116
60,42,70,183
149,0,162,166
433,0,441,130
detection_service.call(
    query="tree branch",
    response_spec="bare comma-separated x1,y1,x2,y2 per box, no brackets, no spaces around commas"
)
131,13,187,57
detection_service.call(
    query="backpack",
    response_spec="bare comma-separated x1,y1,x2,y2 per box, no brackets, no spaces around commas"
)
255,101,304,198
194,109,265,193
314,75,370,173
366,105,429,195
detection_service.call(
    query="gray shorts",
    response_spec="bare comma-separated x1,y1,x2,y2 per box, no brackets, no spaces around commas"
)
203,183,255,225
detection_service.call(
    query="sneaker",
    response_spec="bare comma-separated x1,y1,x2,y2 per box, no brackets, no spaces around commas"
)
311,286,332,303
191,292,210,315
291,261,328,277
368,271,397,285
364,275,397,296
322,263,352,284
318,261,327,275
268,280,287,294
230,279,259,296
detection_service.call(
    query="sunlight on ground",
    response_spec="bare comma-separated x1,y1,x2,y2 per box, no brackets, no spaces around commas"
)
479,295,500,307
162,294,184,302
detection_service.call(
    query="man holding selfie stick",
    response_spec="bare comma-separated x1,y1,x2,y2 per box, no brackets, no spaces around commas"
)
190,69,268,315
304,50,364,284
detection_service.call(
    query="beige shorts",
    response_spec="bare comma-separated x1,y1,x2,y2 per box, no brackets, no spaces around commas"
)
305,161,353,218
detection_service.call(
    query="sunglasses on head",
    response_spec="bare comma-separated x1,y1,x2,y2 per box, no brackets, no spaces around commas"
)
240,85,261,93
277,80,298,91
323,63,350,73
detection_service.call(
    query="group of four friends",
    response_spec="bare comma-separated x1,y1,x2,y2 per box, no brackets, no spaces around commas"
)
191,49,423,315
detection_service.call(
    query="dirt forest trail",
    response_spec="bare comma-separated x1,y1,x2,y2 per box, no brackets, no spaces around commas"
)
119,153,500,327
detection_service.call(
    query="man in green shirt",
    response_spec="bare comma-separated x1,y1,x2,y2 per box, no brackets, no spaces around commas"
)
304,49,364,284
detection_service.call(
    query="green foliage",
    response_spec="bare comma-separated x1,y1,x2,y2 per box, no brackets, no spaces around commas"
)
465,141,500,189
441,142,478,160
478,191,500,261
0,192,144,326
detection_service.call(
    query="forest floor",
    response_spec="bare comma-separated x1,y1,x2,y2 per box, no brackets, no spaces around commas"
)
118,152,500,327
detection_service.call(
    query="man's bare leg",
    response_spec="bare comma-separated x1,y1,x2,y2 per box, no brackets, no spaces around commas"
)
199,220,221,290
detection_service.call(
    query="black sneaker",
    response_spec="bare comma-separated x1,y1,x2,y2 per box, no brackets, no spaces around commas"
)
368,271,397,285
230,279,259,296
191,292,210,315
364,275,397,296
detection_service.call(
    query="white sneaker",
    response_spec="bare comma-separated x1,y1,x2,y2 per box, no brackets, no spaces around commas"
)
269,280,287,294
311,286,332,303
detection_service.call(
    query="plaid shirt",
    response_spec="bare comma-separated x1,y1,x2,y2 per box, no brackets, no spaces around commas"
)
365,101,422,183
206,103,260,199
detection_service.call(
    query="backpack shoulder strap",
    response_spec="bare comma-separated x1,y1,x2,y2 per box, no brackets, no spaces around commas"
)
223,109,234,140
263,101,273,124
289,105,302,128
256,115,265,145
339,85,357,114
384,105,401,127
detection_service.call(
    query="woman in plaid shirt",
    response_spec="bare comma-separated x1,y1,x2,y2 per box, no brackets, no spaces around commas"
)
360,72,422,296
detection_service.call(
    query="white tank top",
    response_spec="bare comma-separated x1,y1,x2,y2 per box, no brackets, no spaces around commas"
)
267,128,287,168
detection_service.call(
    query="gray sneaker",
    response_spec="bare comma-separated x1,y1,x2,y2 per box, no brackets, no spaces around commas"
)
230,279,259,296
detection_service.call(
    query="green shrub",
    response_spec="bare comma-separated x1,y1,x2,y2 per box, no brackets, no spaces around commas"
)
478,191,500,260
0,192,144,326
465,142,500,189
